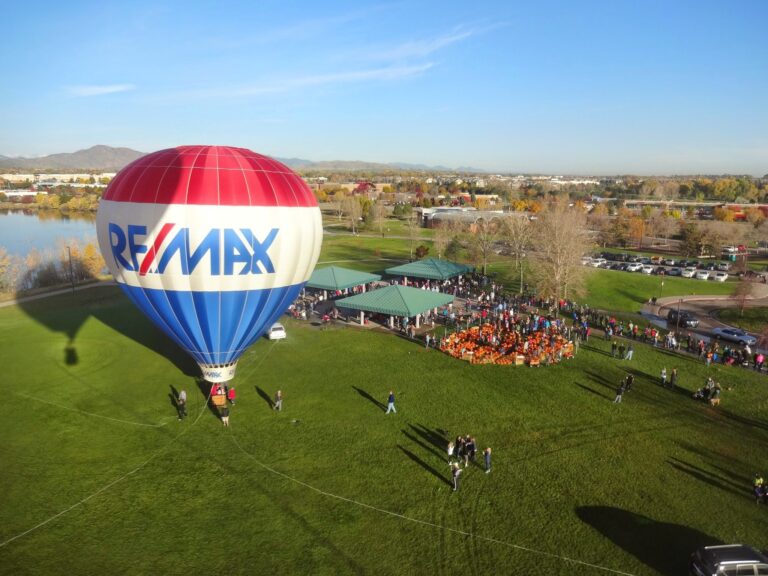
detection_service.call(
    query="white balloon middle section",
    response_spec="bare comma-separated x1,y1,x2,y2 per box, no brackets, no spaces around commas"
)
97,200,323,292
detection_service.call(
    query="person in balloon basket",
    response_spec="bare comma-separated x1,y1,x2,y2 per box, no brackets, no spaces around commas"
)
273,390,283,412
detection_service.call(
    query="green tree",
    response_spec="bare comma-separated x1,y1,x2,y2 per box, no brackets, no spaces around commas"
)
680,222,704,257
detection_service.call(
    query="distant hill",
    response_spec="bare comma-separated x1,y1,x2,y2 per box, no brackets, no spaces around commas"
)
0,145,146,170
0,145,487,174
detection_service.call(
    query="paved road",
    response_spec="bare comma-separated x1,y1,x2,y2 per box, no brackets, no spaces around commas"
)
641,281,768,347
0,280,115,309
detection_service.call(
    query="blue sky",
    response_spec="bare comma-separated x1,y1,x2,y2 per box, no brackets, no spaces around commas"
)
2,0,766,175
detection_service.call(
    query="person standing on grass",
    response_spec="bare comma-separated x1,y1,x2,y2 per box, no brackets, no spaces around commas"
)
177,389,187,420
447,440,455,463
450,461,463,491
273,390,283,412
618,342,625,360
484,447,492,474
670,368,678,389
614,381,626,404
611,340,618,358
625,344,634,361
625,374,635,392
660,367,667,387
385,390,396,414
221,406,230,427
227,386,236,406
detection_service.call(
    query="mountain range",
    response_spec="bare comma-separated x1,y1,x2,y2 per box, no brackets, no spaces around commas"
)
0,145,488,173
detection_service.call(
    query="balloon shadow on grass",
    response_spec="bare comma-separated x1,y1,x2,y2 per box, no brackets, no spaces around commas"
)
576,506,723,575
16,151,197,378
18,283,199,378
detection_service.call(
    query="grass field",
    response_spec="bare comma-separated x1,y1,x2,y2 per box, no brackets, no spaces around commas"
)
716,308,768,334
1,285,767,576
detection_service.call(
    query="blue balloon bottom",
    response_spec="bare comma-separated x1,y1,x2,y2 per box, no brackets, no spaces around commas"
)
117,282,305,366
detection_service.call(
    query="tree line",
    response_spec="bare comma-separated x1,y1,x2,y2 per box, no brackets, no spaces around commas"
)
0,239,105,294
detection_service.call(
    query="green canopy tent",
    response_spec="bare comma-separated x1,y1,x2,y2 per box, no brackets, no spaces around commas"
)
305,266,382,297
384,258,474,284
335,284,454,328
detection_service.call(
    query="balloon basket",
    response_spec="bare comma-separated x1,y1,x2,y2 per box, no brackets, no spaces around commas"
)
200,362,238,383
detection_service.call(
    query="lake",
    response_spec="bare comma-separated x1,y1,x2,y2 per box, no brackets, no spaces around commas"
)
0,209,98,257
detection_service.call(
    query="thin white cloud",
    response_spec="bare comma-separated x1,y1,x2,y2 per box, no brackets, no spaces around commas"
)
363,22,508,61
68,84,136,97
171,64,433,101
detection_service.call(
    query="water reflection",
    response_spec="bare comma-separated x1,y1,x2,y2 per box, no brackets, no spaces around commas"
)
0,209,97,257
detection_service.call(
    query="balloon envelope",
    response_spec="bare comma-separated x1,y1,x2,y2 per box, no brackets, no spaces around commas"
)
96,145,322,382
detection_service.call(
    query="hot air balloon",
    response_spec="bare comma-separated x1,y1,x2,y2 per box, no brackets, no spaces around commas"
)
96,145,322,382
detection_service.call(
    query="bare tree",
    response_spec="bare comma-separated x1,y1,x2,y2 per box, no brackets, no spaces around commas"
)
530,201,592,300
406,211,421,259
341,195,363,234
371,201,387,237
652,213,678,246
432,219,460,260
501,214,532,293
734,277,754,316
468,217,500,275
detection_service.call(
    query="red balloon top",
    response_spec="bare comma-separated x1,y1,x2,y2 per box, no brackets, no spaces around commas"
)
103,145,317,207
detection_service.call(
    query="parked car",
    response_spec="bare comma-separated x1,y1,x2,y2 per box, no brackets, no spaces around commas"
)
641,265,654,274
696,270,711,280
681,267,697,278
667,267,683,276
704,262,718,271
716,262,731,272
667,309,699,328
713,271,729,282
662,258,678,266
267,323,287,340
590,258,607,268
626,263,643,272
581,257,593,266
711,327,757,346
689,544,768,576
650,256,663,264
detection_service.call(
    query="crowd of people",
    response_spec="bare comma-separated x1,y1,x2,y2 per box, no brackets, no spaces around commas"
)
447,434,492,491
692,377,722,406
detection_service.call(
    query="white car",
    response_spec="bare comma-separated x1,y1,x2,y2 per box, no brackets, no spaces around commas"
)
681,267,697,278
713,271,729,282
267,323,287,340
641,265,654,274
582,257,593,266
695,270,710,280
590,258,607,268
626,263,643,272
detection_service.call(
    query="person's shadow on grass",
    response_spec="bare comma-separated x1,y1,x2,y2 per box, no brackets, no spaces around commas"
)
255,386,274,409
352,386,385,411
169,385,180,413
398,445,451,486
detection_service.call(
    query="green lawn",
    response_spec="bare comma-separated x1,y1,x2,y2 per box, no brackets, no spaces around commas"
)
584,269,737,313
1,286,767,576
716,307,768,333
